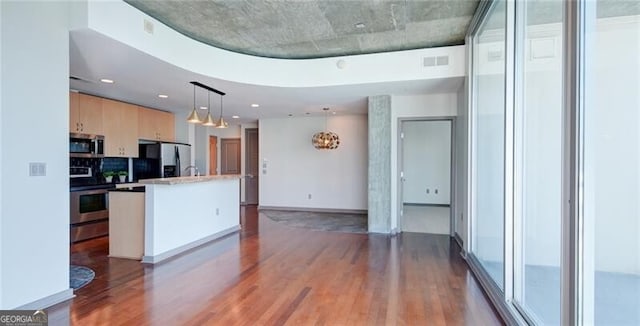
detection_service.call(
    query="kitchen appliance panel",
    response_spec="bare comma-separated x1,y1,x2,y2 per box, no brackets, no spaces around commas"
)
70,189,109,224
70,220,109,243
70,133,104,158
138,142,191,178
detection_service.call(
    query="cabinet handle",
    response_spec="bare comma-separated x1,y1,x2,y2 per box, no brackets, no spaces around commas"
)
80,123,84,131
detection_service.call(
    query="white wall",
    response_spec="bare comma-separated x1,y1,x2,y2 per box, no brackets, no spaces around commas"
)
390,94,458,231
194,124,241,176
0,1,72,308
259,115,368,210
402,120,452,205
194,122,259,202
0,1,3,308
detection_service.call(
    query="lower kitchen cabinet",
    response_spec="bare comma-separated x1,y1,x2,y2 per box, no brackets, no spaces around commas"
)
109,190,144,260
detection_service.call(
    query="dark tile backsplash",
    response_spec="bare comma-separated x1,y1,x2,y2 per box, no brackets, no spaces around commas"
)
102,157,128,174
70,157,102,174
70,157,128,178
133,158,160,181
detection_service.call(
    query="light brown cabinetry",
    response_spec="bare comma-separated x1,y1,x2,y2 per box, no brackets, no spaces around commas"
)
109,191,144,260
137,106,175,142
69,92,103,134
102,98,139,157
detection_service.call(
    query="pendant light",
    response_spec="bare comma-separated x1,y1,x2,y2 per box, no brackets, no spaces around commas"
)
186,83,201,123
202,90,216,126
312,108,340,150
215,93,228,128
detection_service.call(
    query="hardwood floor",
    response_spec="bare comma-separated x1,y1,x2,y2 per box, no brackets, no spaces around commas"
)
49,206,502,325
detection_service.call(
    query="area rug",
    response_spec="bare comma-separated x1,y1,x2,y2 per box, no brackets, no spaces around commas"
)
260,210,367,234
70,265,95,290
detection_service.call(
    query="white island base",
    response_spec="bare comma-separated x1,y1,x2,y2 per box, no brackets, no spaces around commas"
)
139,175,241,264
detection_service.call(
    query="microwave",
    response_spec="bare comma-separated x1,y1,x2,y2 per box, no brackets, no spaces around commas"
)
70,133,104,158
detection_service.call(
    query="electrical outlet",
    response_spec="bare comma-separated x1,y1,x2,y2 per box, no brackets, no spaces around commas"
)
262,169,267,175
308,194,312,199
216,208,219,215
426,188,430,194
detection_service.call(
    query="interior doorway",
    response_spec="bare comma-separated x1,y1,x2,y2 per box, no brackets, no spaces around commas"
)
245,128,259,205
220,138,241,175
399,119,454,235
209,136,218,175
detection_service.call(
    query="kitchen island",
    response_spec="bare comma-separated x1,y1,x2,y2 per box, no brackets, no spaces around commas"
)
139,175,241,264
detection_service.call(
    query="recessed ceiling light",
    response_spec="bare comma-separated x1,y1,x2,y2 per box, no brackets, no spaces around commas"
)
100,78,114,84
355,22,365,29
251,104,260,108
199,106,208,110
332,111,337,115
158,94,169,98
232,115,239,119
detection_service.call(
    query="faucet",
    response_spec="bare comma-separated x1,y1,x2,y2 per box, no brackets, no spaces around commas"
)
184,165,200,177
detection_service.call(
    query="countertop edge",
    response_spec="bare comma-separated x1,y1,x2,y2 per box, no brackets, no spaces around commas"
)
138,175,242,185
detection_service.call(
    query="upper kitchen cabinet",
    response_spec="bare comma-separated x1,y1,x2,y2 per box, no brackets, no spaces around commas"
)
137,106,175,142
102,98,139,158
69,92,103,135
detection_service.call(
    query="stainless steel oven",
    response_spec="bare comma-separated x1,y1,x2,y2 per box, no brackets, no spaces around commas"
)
70,188,109,242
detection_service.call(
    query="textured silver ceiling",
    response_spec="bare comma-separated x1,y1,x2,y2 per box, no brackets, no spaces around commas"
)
124,0,479,59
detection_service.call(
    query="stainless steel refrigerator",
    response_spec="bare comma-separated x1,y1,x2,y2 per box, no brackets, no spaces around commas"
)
142,142,192,178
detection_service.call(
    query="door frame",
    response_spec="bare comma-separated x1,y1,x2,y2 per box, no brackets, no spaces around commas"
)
244,128,259,205
209,136,218,175
397,116,457,237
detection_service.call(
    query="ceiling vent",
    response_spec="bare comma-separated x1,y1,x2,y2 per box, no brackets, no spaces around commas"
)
423,56,436,67
436,56,449,66
423,55,449,67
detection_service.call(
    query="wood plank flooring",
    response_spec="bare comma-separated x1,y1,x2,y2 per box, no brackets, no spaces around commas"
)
48,206,502,325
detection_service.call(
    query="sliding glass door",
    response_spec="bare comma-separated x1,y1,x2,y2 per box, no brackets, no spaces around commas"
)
513,0,563,324
468,0,640,324
582,1,640,324
471,0,507,291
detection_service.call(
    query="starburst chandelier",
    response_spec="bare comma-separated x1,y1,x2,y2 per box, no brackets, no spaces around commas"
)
312,108,340,150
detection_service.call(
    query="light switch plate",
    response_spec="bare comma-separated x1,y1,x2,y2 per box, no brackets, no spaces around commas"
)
29,162,46,176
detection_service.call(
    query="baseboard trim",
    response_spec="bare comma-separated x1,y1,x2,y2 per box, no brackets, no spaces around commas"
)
142,225,241,264
15,288,74,310
454,232,464,247
466,254,524,325
258,206,367,215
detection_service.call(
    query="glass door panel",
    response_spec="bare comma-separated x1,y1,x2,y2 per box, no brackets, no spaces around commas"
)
513,0,563,324
582,1,640,324
472,0,507,290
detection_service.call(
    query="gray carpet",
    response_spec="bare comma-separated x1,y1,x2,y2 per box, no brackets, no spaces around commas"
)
260,209,367,234
70,265,95,290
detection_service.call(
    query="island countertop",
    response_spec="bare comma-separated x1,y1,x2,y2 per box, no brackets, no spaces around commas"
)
138,175,242,185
